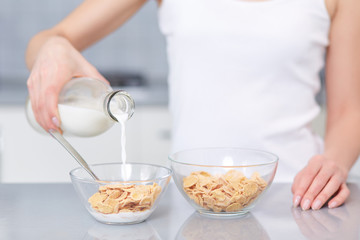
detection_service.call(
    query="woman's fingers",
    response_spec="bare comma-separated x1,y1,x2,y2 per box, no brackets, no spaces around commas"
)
292,155,349,211
310,177,341,210
328,183,350,209
300,166,334,210
44,84,62,132
32,64,64,132
292,155,323,207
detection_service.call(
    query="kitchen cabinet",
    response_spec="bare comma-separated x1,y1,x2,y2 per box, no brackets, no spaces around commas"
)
0,105,171,183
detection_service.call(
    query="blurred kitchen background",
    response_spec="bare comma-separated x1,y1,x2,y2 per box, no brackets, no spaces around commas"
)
1,0,358,183
0,0,168,100
0,0,172,183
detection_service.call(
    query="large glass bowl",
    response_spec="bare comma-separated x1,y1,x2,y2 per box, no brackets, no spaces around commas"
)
70,163,172,224
169,148,278,217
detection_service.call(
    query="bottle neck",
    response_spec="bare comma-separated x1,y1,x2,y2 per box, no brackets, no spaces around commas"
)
104,90,135,122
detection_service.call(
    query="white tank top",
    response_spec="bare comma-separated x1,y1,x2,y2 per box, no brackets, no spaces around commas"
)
158,0,330,182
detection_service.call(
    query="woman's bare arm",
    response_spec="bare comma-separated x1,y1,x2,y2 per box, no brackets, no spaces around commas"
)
26,0,147,68
26,0,147,132
292,0,360,210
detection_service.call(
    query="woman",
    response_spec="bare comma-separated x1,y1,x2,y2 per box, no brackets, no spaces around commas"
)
26,0,360,211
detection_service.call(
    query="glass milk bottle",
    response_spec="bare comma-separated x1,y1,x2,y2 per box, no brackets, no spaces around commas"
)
26,77,135,137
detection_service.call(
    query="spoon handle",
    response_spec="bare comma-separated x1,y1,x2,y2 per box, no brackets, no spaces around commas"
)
48,129,99,181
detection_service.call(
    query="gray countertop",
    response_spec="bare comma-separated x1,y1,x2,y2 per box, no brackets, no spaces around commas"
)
0,181,359,240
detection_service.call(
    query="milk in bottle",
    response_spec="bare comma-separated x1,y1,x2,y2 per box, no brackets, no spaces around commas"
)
26,77,135,137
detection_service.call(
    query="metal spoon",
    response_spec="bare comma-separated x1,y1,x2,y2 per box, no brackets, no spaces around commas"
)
48,129,99,181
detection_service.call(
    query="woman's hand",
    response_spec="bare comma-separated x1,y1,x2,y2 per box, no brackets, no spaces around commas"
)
291,155,350,210
27,36,107,133
25,0,147,133
292,0,360,212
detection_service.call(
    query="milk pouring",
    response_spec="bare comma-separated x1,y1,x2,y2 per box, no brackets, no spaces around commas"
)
26,77,135,137
109,102,131,179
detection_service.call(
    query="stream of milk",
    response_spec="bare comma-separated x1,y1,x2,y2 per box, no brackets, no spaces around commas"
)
112,111,130,181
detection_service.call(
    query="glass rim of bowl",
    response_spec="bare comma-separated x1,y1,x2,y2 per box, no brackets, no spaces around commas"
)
168,147,279,168
69,162,173,184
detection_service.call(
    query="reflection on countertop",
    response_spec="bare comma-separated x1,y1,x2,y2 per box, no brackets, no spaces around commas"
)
0,82,168,106
291,184,360,240
0,183,359,239
176,212,270,240
85,221,162,240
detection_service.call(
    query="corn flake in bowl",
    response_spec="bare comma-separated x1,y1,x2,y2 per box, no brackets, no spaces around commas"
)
70,163,172,224
169,148,278,217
